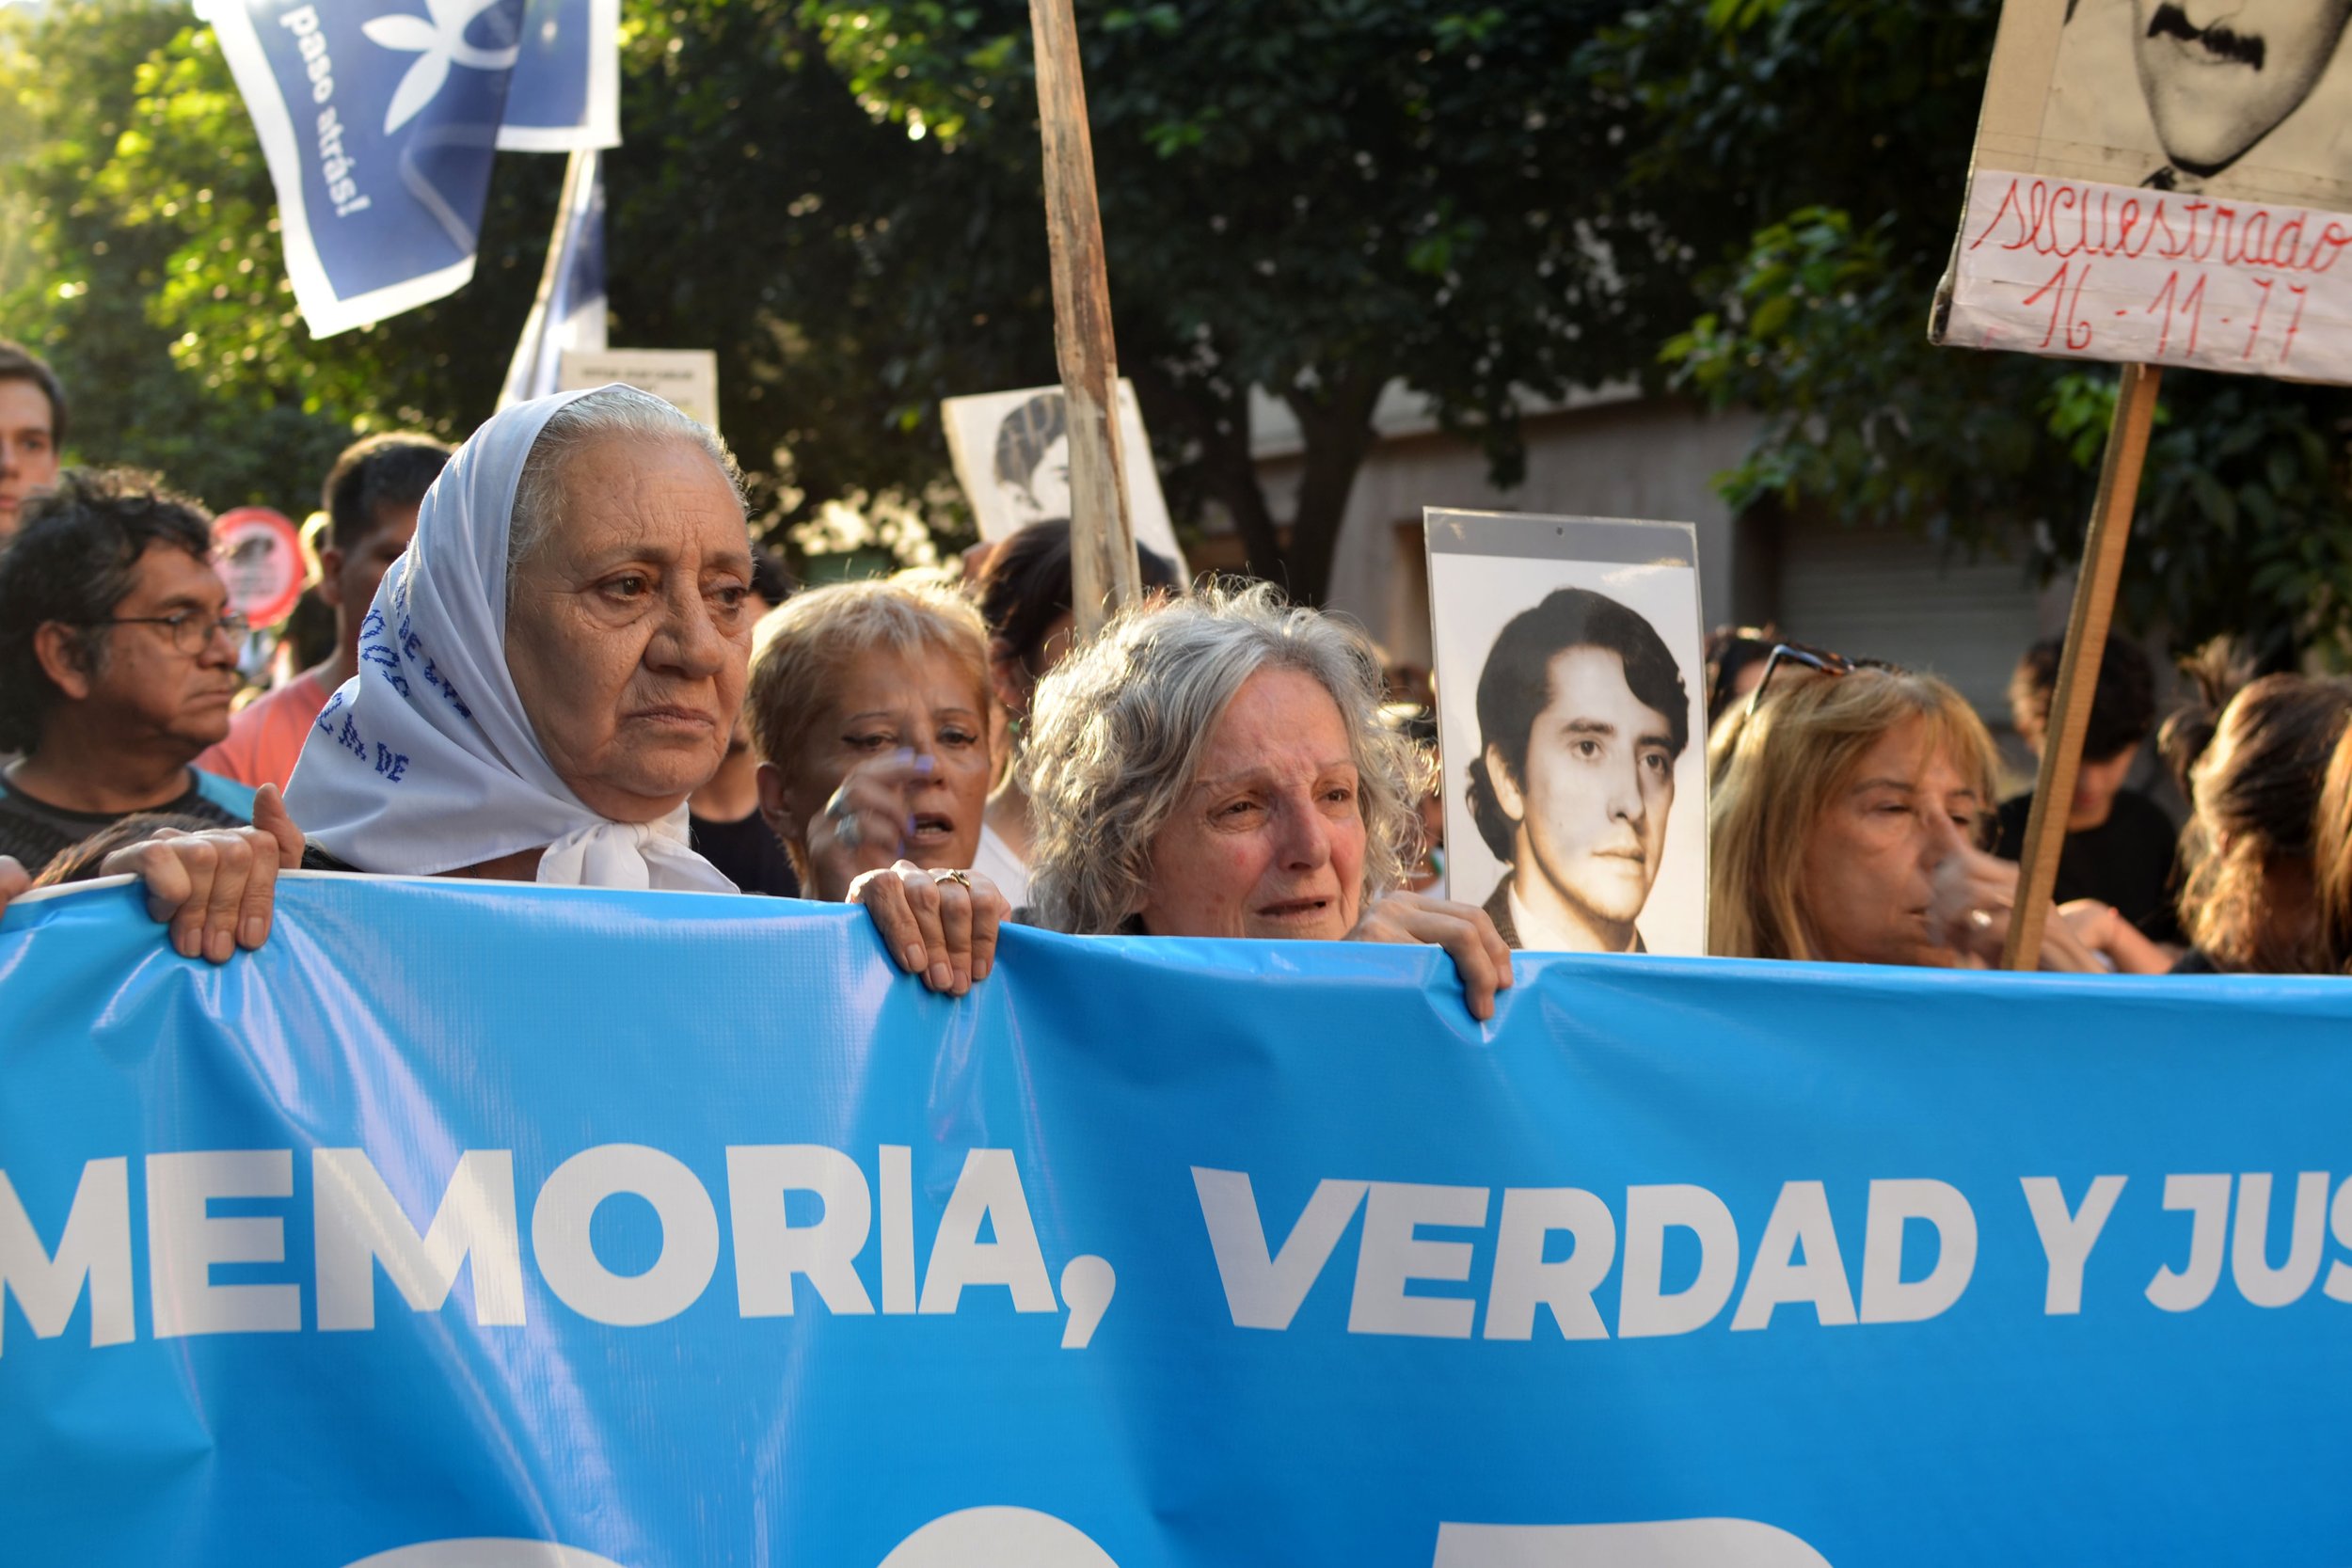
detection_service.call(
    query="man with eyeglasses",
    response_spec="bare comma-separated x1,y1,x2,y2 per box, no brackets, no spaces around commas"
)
0,468,260,873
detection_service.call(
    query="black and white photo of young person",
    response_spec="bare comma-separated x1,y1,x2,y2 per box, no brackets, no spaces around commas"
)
2045,0,2352,207
991,390,1072,530
1465,588,1692,954
940,381,1191,572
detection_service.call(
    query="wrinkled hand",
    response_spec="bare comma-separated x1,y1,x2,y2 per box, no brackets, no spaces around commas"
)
1926,838,2099,973
2058,898,2174,974
1925,840,2017,967
100,783,306,963
850,860,1009,996
805,751,932,901
1348,889,1515,1022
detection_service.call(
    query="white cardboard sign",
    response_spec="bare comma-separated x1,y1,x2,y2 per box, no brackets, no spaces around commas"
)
941,380,1188,573
1424,509,1710,958
1933,0,2352,384
560,349,722,433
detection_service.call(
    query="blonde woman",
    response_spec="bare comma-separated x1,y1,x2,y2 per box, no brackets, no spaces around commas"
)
1710,646,2105,970
748,578,1010,991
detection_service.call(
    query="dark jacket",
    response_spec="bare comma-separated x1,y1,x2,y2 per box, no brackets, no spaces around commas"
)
1482,871,1645,954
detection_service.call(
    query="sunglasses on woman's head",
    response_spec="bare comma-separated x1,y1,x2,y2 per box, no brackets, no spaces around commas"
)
1746,642,1903,719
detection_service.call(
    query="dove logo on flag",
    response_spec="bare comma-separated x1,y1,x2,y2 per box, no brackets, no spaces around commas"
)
199,0,616,338
363,0,524,135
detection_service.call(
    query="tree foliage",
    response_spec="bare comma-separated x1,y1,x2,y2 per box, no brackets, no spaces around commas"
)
1,2,362,511
1591,0,2352,664
10,0,2350,649
5,0,1678,599
812,0,1694,599
0,0,962,545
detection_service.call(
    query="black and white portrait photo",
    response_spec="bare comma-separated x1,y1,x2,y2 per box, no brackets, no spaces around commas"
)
1425,511,1709,957
1936,0,2352,378
2040,0,2352,210
942,380,1188,570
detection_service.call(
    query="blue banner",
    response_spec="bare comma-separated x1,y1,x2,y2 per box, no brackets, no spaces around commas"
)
201,0,616,337
4,875,2351,1565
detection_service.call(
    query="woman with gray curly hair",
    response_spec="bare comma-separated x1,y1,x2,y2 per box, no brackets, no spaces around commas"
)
1022,580,1513,1020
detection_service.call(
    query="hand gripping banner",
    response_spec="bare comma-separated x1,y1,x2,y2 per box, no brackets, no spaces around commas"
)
3,876,2351,1564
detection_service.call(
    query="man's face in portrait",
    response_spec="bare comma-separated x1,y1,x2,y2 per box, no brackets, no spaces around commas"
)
2131,0,2352,174
1486,645,1676,935
1010,432,1071,522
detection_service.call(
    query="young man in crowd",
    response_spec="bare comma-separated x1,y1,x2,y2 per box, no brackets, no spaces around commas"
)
0,470,258,870
0,341,66,543
1994,633,2184,944
1468,586,1692,953
198,433,449,791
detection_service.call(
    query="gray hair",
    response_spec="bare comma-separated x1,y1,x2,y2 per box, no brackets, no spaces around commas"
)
506,385,744,603
1023,578,1429,934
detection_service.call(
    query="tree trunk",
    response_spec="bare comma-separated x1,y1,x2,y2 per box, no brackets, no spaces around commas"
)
1278,372,1383,607
1134,362,1383,606
1128,362,1284,579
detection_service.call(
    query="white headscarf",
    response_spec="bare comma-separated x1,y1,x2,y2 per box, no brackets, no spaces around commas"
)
285,387,739,893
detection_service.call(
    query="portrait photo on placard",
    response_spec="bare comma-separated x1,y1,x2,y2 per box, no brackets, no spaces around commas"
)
2039,0,2352,210
1424,510,1708,957
941,380,1189,572
1934,0,2352,382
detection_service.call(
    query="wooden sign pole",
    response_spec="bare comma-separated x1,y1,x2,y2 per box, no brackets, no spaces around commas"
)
2001,360,2164,970
1028,0,1141,639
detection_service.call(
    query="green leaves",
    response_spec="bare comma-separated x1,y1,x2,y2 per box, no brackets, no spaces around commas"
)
1600,0,2352,666
21,0,2340,642
793,0,1683,597
0,5,360,510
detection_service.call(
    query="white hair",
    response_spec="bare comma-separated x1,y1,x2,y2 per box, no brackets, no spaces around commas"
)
506,385,744,600
1022,578,1428,934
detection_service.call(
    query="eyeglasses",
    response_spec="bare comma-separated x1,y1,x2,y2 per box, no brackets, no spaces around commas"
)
88,608,251,657
1746,641,1901,719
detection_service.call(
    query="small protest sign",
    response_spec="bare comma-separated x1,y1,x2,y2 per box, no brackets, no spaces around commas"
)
559,349,721,433
942,381,1189,575
1932,0,2352,382
1424,510,1709,957
212,506,308,627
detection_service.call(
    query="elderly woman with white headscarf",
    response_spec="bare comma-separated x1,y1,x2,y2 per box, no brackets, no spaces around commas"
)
1021,580,1513,1020
276,384,1000,989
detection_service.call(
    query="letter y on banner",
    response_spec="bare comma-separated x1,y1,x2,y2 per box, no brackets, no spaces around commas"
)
199,0,609,338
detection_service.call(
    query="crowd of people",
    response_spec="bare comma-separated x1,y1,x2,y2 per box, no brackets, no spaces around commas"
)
6,336,2352,1016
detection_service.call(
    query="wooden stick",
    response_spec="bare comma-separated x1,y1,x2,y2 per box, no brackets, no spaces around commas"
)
1028,0,1140,638
2001,360,2164,970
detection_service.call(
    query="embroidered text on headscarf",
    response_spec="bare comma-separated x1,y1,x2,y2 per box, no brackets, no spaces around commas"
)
313,566,478,785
